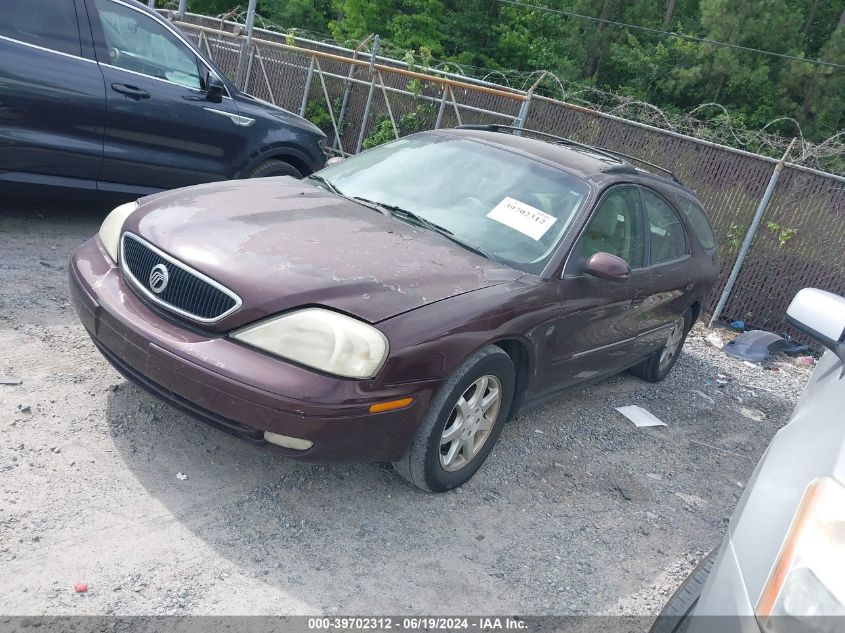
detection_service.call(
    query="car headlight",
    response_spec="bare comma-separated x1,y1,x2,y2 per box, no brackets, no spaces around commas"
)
98,201,138,262
757,477,845,630
231,308,388,379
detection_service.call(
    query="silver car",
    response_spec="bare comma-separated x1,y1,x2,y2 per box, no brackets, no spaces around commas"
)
652,288,845,633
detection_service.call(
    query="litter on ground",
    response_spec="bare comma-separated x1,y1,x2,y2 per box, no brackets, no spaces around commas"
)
723,330,809,362
615,405,667,428
705,333,725,349
740,408,767,422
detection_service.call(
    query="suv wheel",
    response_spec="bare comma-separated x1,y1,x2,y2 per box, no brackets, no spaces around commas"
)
630,310,691,382
248,159,302,179
393,345,514,492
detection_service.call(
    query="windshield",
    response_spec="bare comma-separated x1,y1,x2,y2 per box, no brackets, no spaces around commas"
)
316,133,589,274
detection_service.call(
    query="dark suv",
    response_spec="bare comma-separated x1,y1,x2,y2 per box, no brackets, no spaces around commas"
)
0,0,327,199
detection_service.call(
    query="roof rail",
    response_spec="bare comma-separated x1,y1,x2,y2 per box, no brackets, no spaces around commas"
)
455,124,624,163
589,146,681,183
454,123,683,185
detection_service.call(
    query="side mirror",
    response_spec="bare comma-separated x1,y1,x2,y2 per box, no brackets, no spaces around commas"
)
206,72,225,103
325,156,345,167
786,288,845,361
584,252,630,282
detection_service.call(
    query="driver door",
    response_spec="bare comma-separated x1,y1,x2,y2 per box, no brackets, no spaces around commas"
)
540,186,650,393
86,0,241,192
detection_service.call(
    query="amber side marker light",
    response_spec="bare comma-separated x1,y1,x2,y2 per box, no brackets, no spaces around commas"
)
756,476,845,627
369,397,414,414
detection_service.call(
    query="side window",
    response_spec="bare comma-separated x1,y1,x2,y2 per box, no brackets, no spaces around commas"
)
641,188,687,264
0,0,82,56
579,188,645,268
676,197,717,252
94,0,202,90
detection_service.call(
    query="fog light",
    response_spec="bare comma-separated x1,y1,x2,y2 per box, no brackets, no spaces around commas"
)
263,431,313,451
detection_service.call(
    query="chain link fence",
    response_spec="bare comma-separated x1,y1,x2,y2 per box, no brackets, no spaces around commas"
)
174,12,845,344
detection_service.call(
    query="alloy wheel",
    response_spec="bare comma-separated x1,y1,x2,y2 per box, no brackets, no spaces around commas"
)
659,318,686,371
439,375,502,472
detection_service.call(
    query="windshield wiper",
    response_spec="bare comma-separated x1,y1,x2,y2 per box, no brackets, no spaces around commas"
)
353,197,493,260
307,174,343,195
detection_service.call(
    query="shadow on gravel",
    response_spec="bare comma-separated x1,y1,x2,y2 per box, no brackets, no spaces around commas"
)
101,337,799,614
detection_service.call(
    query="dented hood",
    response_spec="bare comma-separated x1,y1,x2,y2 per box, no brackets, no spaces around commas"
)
125,177,521,330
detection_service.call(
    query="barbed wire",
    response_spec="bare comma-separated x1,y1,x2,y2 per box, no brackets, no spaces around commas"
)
166,2,844,174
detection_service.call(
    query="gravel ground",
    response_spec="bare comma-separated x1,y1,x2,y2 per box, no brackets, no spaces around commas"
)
0,197,813,617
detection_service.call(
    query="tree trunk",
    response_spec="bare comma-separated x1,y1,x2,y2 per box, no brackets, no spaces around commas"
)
662,0,676,29
583,0,613,79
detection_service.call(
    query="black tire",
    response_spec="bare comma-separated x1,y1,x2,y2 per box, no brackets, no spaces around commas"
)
630,309,692,383
248,159,302,179
649,548,718,633
393,345,515,493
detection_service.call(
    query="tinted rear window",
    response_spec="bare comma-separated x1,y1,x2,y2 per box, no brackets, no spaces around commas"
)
676,197,717,252
1,0,81,56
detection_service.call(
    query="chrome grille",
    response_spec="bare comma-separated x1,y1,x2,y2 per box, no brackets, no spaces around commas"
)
120,233,241,323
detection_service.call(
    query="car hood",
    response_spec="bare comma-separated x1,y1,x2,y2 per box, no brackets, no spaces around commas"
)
126,178,521,331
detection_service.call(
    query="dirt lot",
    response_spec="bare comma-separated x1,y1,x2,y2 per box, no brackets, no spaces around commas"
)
0,197,812,617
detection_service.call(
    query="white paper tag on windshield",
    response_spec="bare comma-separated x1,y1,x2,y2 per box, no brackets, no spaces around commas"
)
487,197,557,240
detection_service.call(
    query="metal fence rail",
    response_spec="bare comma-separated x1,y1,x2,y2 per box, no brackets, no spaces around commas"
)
171,12,845,344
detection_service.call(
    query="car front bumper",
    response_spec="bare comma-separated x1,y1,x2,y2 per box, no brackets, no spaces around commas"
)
653,539,761,633
69,236,437,462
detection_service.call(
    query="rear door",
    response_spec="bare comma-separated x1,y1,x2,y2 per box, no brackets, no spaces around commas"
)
635,186,694,353
541,186,650,392
85,0,242,193
0,0,105,194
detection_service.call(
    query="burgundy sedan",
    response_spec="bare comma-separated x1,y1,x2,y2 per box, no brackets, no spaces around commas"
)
69,127,719,492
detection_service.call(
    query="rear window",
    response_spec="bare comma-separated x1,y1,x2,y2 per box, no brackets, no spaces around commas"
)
0,0,82,57
676,196,717,252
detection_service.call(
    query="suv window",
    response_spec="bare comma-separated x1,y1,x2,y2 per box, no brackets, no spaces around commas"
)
641,188,687,264
0,0,81,56
676,196,717,252
94,0,201,90
579,187,645,269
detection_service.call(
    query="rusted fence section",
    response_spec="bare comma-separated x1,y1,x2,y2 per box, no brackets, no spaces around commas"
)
172,12,845,344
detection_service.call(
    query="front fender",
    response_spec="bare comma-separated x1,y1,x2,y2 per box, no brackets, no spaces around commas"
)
375,278,560,398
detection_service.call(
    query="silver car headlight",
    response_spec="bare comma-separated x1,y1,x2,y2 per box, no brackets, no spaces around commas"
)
98,201,138,262
757,477,845,629
231,308,388,379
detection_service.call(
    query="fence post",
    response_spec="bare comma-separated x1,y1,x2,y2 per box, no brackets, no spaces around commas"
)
334,35,372,153
148,0,155,7
708,138,796,328
513,71,546,131
355,35,381,154
434,85,449,129
234,0,257,89
514,97,531,130
177,0,186,18
243,45,255,91
299,57,315,118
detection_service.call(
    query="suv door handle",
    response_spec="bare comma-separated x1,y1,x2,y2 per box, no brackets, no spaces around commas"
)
111,83,150,100
631,290,648,306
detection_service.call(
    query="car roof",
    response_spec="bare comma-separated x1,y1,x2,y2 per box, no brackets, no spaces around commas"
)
441,127,695,195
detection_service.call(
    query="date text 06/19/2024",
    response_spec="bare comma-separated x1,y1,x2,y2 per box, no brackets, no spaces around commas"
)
307,617,528,631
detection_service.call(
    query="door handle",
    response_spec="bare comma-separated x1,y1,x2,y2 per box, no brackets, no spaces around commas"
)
631,290,648,306
111,83,150,100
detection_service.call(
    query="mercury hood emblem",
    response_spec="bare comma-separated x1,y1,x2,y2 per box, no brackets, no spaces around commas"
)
149,263,169,294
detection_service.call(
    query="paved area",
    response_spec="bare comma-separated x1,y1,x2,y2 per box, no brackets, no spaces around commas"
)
0,196,811,616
